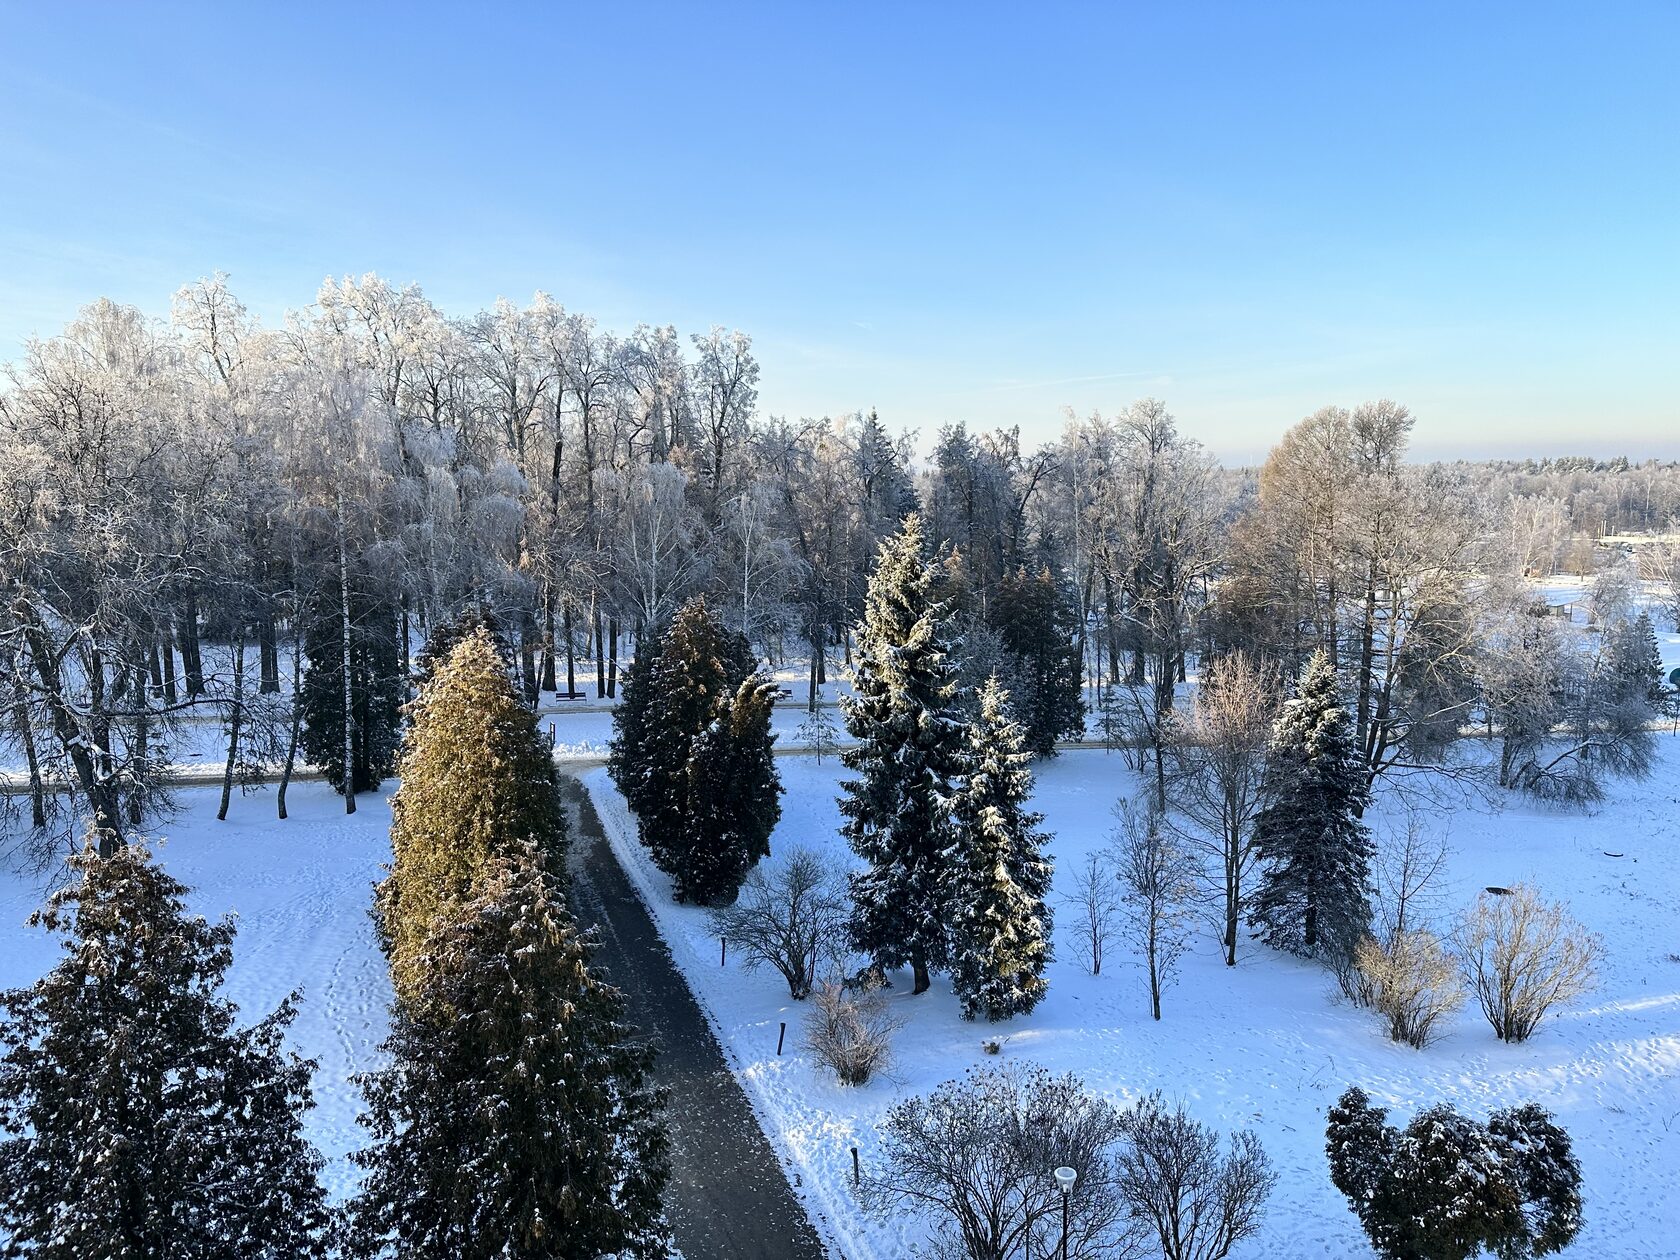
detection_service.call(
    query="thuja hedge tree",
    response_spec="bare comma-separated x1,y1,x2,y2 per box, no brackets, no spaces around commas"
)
346,842,669,1260
609,596,782,904
378,624,566,1005
0,843,330,1259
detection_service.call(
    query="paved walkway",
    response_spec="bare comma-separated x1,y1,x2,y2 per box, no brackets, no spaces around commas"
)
557,777,829,1260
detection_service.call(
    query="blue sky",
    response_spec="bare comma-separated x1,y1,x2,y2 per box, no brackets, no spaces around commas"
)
2,2,1675,462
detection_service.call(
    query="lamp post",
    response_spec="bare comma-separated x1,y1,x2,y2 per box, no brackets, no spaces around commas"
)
1053,1166,1077,1260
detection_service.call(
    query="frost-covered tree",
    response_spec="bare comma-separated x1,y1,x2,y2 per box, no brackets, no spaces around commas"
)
1249,651,1374,963
346,842,668,1260
948,678,1054,1021
842,514,968,994
378,626,566,1005
0,843,329,1259
796,702,841,763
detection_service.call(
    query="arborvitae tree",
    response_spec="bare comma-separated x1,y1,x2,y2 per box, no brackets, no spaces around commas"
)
1249,650,1374,962
681,674,784,904
991,565,1087,756
346,843,668,1260
608,596,757,896
842,513,969,995
378,626,566,1005
1327,1087,1583,1260
0,842,329,1259
298,569,402,796
948,678,1054,1021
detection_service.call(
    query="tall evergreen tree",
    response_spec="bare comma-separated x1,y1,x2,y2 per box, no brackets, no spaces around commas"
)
412,606,515,691
1249,650,1374,961
298,568,402,796
683,674,784,904
346,843,668,1260
0,843,329,1259
842,513,968,995
991,564,1087,756
948,677,1054,1021
378,626,566,1005
607,596,760,902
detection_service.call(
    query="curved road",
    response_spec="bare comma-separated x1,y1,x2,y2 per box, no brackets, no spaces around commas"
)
557,777,829,1260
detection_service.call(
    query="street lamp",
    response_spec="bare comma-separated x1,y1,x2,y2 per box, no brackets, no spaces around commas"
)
1053,1166,1077,1260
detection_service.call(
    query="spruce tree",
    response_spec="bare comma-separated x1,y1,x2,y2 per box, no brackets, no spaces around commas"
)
0,843,329,1259
607,596,759,901
683,674,783,904
378,626,566,1005
298,569,402,796
841,513,968,995
1249,650,1374,962
991,564,1087,756
948,677,1054,1020
346,843,669,1260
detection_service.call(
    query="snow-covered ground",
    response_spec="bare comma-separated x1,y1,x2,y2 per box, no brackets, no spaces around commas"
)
0,782,394,1204
583,742,1680,1259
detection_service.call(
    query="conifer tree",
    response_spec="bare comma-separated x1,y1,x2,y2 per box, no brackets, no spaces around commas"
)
346,843,668,1260
948,677,1054,1020
298,570,403,796
991,564,1087,756
1249,650,1374,962
842,513,968,995
683,674,783,904
412,605,515,691
0,842,329,1259
607,596,760,901
379,625,566,1005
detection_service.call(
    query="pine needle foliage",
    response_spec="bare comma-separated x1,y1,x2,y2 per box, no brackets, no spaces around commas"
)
0,842,330,1259
684,674,784,904
841,513,969,994
948,678,1054,1021
1249,650,1374,963
345,842,669,1260
298,572,402,796
990,565,1087,756
378,626,566,1006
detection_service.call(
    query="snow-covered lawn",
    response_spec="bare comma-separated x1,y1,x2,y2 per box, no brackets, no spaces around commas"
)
0,782,394,1204
584,742,1680,1259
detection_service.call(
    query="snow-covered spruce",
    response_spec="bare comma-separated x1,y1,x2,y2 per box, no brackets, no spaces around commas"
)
946,677,1053,1022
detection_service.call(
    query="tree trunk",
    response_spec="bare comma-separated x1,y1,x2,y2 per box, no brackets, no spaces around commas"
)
278,619,303,820
540,584,558,692
159,625,178,704
607,617,619,698
217,633,246,821
593,596,606,699
179,588,205,698
911,952,931,996
258,611,280,694
337,498,357,814
9,667,47,829
563,596,577,697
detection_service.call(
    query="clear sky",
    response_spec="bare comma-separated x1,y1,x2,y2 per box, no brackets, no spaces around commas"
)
2,2,1675,463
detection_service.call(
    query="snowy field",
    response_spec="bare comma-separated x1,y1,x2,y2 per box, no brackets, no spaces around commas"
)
584,742,1680,1259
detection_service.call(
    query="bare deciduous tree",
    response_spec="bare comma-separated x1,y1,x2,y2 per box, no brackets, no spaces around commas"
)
1353,930,1464,1048
1114,1093,1276,1260
1115,803,1196,1020
708,848,845,999
1060,850,1124,976
870,1064,1145,1260
1454,885,1602,1043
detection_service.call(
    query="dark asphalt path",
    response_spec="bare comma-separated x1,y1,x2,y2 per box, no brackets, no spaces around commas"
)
558,777,830,1260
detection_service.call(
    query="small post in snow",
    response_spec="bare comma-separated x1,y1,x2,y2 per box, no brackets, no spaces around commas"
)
777,1021,787,1055
720,936,727,967
851,1146,861,1186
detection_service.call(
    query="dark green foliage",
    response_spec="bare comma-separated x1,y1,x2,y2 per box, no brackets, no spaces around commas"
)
948,678,1054,1021
841,514,969,995
0,843,329,1259
684,676,784,904
1326,1087,1583,1260
298,568,403,795
990,565,1087,756
608,596,774,903
345,842,669,1260
1249,650,1374,963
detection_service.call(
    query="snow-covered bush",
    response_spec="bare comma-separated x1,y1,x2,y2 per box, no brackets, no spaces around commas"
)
1326,1086,1582,1260
1352,929,1465,1049
1454,885,1601,1043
